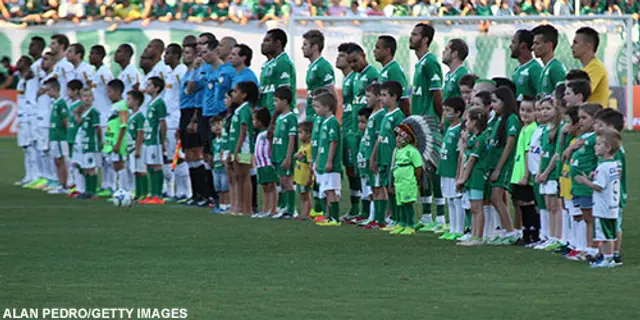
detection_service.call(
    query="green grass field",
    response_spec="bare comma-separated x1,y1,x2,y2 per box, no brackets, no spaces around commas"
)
0,135,638,319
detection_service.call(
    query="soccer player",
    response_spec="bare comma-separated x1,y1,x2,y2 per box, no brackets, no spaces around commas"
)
141,39,170,108
253,108,278,217
114,44,141,99
303,30,334,122
65,80,83,196
30,53,56,190
15,56,38,186
374,35,408,94
442,39,470,102
510,29,543,101
140,76,168,205
532,24,567,96
262,28,296,115
103,79,129,192
126,90,147,200
49,34,74,100
75,88,102,200
572,27,609,107
294,121,313,219
66,43,95,88
271,87,298,219
230,44,259,86
44,78,69,194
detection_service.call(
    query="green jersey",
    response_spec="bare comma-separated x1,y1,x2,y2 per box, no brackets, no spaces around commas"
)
272,111,298,163
393,144,423,191
127,110,145,154
443,65,470,101
538,58,567,96
144,97,167,146
305,57,335,121
66,100,82,144
539,123,562,181
212,137,224,169
487,113,521,169
310,115,324,163
316,115,342,174
511,122,537,184
228,102,254,154
512,59,543,100
268,52,296,113
411,52,442,117
357,108,385,176
614,147,627,208
378,60,408,98
341,71,357,133
554,122,573,178
376,108,405,165
465,129,491,190
436,123,461,178
351,64,379,130
474,4,491,15
258,59,273,110
570,132,597,197
78,107,101,153
104,100,129,155
49,98,68,141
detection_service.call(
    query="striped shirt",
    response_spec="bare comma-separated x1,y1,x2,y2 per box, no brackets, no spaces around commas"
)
255,131,272,168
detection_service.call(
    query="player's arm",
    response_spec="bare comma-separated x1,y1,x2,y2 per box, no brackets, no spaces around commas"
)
159,118,167,155
432,89,443,119
457,156,475,189
234,124,247,162
96,125,103,148
282,131,296,170
325,140,337,173
135,128,144,158
491,135,516,182
369,139,380,173
575,171,604,192
186,63,202,94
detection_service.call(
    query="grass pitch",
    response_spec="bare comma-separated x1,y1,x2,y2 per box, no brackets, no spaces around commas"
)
0,135,639,319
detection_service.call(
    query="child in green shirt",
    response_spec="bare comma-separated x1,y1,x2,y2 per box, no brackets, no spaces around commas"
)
44,78,69,194
140,77,167,205
210,116,230,213
104,79,130,192
126,90,147,200
65,80,83,196
272,87,298,218
309,87,330,220
75,88,102,199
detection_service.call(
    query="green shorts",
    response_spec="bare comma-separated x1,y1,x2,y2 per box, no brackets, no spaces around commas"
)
594,217,618,241
342,132,360,168
369,165,390,188
257,165,278,185
395,182,418,205
274,161,294,177
490,166,512,192
483,180,492,201
420,174,442,198
296,184,310,194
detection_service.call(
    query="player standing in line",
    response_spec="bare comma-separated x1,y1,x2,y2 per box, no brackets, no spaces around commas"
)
409,22,445,231
75,88,102,200
302,30,334,122
271,87,298,219
141,39,170,109
510,29,543,101
374,35,408,92
44,78,69,194
442,39,470,111
126,90,148,199
102,79,129,192
115,44,141,100
64,80,83,197
532,25,566,96
230,44,259,86
261,28,296,116
30,53,56,190
458,74,478,107
140,76,168,204
571,27,609,107
66,44,95,88
15,56,38,186
49,34,74,100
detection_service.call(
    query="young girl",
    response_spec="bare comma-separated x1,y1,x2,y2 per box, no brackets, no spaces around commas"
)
228,81,258,216
456,106,490,246
487,87,520,244
222,90,237,213
253,108,279,218
294,121,313,220
535,97,563,250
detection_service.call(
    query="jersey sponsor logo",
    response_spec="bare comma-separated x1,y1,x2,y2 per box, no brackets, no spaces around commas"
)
413,86,422,96
324,73,333,82
431,74,441,81
280,72,290,80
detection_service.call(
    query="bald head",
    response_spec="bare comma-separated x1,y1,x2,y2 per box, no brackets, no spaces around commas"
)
219,37,238,62
147,39,165,60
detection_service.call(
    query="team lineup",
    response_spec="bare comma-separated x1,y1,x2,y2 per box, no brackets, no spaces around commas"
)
13,22,625,268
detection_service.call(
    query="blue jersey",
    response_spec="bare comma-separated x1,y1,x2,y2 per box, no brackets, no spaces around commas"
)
180,69,197,109
232,67,259,87
192,62,213,108
211,62,236,116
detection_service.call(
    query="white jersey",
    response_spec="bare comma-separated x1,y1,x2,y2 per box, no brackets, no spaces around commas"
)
527,125,543,175
30,57,45,83
92,64,114,126
16,75,39,118
71,61,95,87
52,57,74,99
140,61,170,110
593,159,621,219
35,72,55,128
164,63,187,129
118,63,141,99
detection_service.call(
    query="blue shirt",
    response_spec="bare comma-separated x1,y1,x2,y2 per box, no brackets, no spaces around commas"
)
180,69,197,109
204,62,236,117
191,62,213,108
232,67,259,87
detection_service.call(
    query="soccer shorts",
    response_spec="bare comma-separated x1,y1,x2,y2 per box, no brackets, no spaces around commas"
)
201,115,213,155
360,177,372,199
490,166,512,192
257,165,278,185
213,168,230,192
572,196,593,209
395,182,418,205
180,108,203,149
563,198,582,217
511,184,535,202
71,143,82,165
17,118,32,147
462,191,471,209
36,127,49,151
370,165,390,188
318,172,341,199
342,132,359,168
274,161,294,177
593,217,618,241
144,144,163,165
106,152,125,163
533,182,546,210
165,128,178,159
296,184,310,194
128,153,146,173
539,180,559,195
466,188,484,201
49,140,69,159
79,152,99,169
440,176,461,199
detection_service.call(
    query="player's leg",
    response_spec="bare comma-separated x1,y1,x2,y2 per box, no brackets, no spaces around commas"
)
431,174,447,230
162,128,177,199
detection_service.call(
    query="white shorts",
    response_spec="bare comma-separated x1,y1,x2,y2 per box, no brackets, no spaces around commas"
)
564,198,582,217
17,119,32,147
539,180,559,195
318,172,341,199
35,127,49,151
106,152,125,163
360,177,372,199
440,177,461,199
128,152,146,173
165,129,179,160
49,140,69,159
144,144,163,165
71,143,82,164
462,191,471,210
80,152,99,169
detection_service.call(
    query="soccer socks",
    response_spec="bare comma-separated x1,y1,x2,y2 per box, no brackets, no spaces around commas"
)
285,190,295,214
86,174,98,195
329,201,340,220
520,204,539,243
539,209,549,240
187,161,207,200
162,163,174,197
453,197,465,234
405,204,416,227
420,196,433,222
175,162,191,198
135,175,150,198
374,199,388,224
388,193,397,222
360,199,371,219
74,167,85,193
147,168,163,197
435,197,446,220
116,168,128,191
562,210,571,244
277,185,284,209
447,198,456,233
348,176,361,216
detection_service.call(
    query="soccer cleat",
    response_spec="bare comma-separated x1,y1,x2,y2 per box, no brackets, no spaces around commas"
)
67,191,82,198
176,196,189,204
613,254,623,266
500,236,519,245
511,238,528,246
438,231,452,240
33,179,52,190
358,218,373,226
96,188,113,197
361,221,386,229
149,196,165,204
24,178,45,189
533,240,552,250
458,236,484,246
309,209,323,218
48,187,69,195
433,224,449,234
449,233,464,240
278,212,294,219
316,218,341,227
590,258,616,268
457,233,472,242
381,223,398,232
420,222,440,232
347,216,367,225
42,181,59,191
313,216,327,223
137,197,153,204
554,245,573,256
14,178,31,186
339,213,359,222
399,227,416,235
389,226,405,235
564,250,583,261
544,241,564,251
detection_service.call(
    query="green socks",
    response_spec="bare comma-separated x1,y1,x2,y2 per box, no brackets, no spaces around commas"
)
278,191,285,209
86,174,97,195
374,199,387,224
388,194,397,222
329,201,340,220
465,209,472,230
405,204,416,226
135,175,149,198
436,201,446,216
360,199,370,218
285,190,295,214
147,169,162,197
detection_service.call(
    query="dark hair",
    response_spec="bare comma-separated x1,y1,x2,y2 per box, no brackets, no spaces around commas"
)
127,90,144,107
554,82,566,108
149,39,166,53
51,34,70,50
274,86,293,104
565,106,580,124
492,78,516,97
209,115,224,124
565,69,590,82
166,43,182,56
414,23,435,46
449,38,469,61
234,44,253,67
338,42,355,53
475,91,492,106
299,121,313,134
515,29,535,50
493,86,519,147
303,30,325,52
69,43,85,59
344,43,364,55
148,76,165,92
580,103,603,117
18,55,33,67
594,108,624,132
444,97,465,117
312,86,332,97
67,79,83,91
107,79,125,94
118,44,134,58
576,26,600,52
30,36,46,51
236,81,259,106
466,106,489,133
381,80,402,101
358,107,373,118
314,92,338,113
44,77,60,90
267,28,288,49
199,32,216,42
182,35,197,47
567,79,591,101
254,107,271,128
377,35,397,56
90,45,106,59
532,24,559,49
459,74,479,87
521,94,536,103
206,38,219,51
366,82,381,95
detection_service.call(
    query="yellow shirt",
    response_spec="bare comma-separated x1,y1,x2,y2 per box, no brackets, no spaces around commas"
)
293,143,312,186
114,4,141,19
582,58,609,108
559,138,576,200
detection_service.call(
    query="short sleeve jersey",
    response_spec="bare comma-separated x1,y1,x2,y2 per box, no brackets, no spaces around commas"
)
376,108,405,165
49,98,68,141
393,144,423,190
143,97,167,146
443,65,470,101
527,125,544,175
257,59,273,110
78,107,101,153
228,102,254,154
127,110,145,154
511,122,537,184
488,113,521,169
539,123,562,181
583,58,609,107
512,59,543,100
104,100,129,155
316,115,342,174
118,64,141,100
357,108,385,176
538,58,566,96
310,115,324,162
341,71,357,133
212,137,225,169
351,65,379,127
570,131,597,197
270,52,296,113
305,57,335,121
436,123,461,178
272,111,298,164
592,159,621,219
293,143,312,186
66,100,82,144
379,60,408,98
614,147,627,209
466,129,491,190
411,52,442,117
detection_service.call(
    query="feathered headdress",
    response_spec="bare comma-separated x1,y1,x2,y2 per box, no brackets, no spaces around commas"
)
399,115,443,173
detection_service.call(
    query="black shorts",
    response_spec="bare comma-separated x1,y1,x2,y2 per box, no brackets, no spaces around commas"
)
201,115,213,155
180,108,203,149
511,184,535,202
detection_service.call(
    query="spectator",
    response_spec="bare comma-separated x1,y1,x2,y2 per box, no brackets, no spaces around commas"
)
412,0,438,16
260,0,290,25
84,0,104,21
228,0,252,25
211,0,230,24
492,0,514,15
519,0,538,15
180,0,209,23
365,0,384,16
58,0,85,23
252,0,272,21
553,0,571,15
0,56,17,89
622,0,639,17
113,0,141,21
328,0,346,16
148,0,176,23
310,0,327,26
384,0,410,16
607,1,622,15
439,0,461,16
473,0,492,16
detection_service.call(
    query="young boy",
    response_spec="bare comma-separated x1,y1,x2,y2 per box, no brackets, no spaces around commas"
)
65,80,83,197
294,121,313,219
253,108,279,218
272,87,298,219
371,81,406,231
437,97,465,240
139,76,168,205
210,116,230,213
574,128,622,268
103,79,129,193
390,123,423,235
309,87,331,220
355,107,375,227
126,90,147,200
314,92,343,226
564,79,591,108
44,78,70,194
75,88,102,199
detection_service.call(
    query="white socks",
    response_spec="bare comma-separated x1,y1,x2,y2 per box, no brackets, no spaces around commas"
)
74,167,85,193
162,163,174,197
101,160,115,190
175,162,191,198
447,197,465,234
561,210,571,244
368,200,374,221
448,199,456,233
116,168,129,191
540,209,549,240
